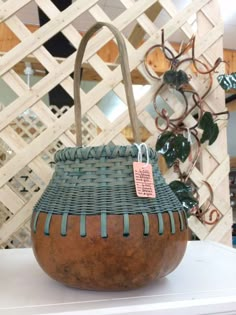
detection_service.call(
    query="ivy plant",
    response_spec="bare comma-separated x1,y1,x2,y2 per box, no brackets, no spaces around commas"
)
217,72,236,91
199,112,219,145
156,131,191,167
169,180,198,214
144,29,226,221
163,69,189,89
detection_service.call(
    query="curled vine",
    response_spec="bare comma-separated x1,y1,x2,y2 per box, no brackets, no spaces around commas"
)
144,29,228,225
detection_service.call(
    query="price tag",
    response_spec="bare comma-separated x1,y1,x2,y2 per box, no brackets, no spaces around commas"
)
133,161,156,198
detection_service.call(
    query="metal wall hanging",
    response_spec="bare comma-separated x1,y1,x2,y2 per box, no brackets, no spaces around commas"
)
144,29,229,226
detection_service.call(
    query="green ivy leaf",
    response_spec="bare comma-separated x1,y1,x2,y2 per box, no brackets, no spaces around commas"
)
178,193,199,213
174,135,191,162
164,142,178,167
217,72,236,91
163,70,189,89
209,124,219,145
156,132,191,167
199,112,219,145
169,180,192,194
155,131,174,153
169,180,198,213
199,111,214,128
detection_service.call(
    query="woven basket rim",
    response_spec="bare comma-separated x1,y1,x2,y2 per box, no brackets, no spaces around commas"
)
54,144,157,162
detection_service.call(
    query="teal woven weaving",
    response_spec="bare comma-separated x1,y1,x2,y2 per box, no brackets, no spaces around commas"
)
33,145,183,216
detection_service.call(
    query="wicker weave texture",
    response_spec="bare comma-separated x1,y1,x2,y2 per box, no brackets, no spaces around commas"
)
34,145,183,216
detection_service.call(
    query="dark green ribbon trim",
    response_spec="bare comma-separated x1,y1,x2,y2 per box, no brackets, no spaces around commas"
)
157,212,164,235
61,213,68,236
142,213,149,236
101,212,107,238
80,214,86,237
168,210,176,234
33,211,40,233
44,212,53,236
123,213,129,236
177,209,184,231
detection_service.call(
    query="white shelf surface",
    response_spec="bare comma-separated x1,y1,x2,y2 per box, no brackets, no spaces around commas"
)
1,241,236,315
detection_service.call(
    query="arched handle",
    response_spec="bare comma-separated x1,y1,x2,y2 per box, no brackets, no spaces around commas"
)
74,22,141,146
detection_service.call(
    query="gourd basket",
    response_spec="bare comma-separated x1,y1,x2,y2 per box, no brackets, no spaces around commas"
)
31,22,188,291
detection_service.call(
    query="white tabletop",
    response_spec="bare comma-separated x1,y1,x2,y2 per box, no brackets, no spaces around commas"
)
0,241,236,315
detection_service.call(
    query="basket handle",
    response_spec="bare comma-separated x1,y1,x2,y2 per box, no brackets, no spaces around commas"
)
74,22,141,146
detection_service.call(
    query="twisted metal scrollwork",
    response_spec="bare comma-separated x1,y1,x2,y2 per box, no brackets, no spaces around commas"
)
144,29,228,225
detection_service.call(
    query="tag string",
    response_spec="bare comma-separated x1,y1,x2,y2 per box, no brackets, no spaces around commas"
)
134,143,150,166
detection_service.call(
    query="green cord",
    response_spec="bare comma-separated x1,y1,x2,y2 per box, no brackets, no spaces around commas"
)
123,213,129,236
61,213,68,236
80,214,86,237
142,213,149,236
168,210,176,234
33,211,40,233
157,212,164,235
101,212,107,238
177,209,184,231
44,212,53,236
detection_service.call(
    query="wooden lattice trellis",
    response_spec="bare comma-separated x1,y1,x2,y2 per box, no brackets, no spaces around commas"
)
0,0,232,248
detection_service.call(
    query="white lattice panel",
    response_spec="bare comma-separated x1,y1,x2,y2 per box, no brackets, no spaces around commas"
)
0,0,231,248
